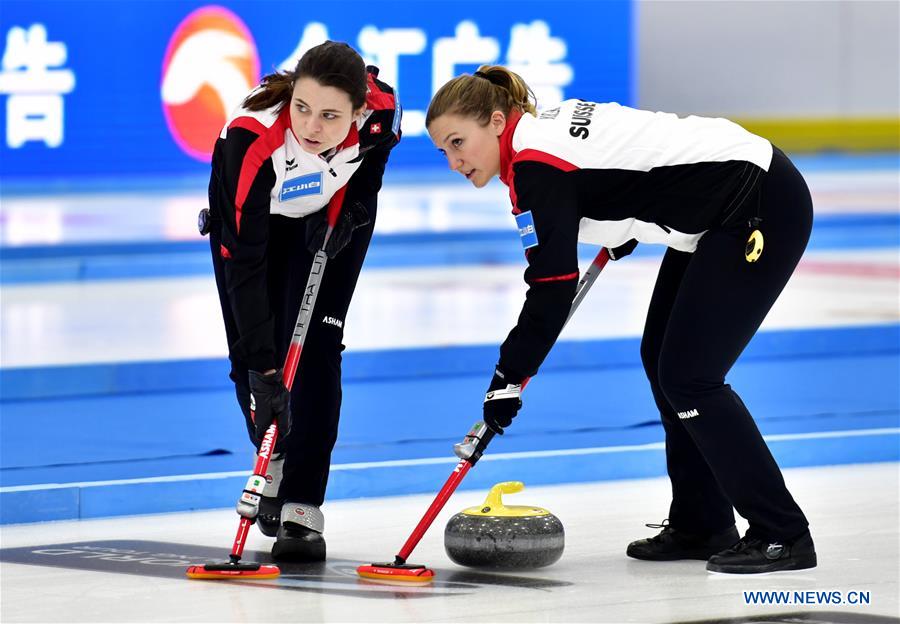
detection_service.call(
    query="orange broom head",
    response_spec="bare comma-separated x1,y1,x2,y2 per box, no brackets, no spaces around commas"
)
186,562,281,580
356,562,435,583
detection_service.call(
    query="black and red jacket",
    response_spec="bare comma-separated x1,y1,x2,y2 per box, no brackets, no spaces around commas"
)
496,99,772,381
209,67,400,371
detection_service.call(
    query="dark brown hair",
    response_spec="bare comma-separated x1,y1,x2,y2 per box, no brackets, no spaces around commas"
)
243,41,367,112
425,65,536,128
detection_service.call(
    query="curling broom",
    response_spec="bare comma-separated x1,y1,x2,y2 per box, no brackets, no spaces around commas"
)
187,188,348,579
357,247,611,582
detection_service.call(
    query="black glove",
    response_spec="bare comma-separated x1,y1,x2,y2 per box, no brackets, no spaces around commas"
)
305,200,370,259
482,367,523,435
248,369,291,451
609,239,638,261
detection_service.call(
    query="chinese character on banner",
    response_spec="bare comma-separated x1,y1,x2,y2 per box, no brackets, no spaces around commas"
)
357,26,426,91
506,21,573,109
432,21,499,96
0,24,76,149
400,21,500,136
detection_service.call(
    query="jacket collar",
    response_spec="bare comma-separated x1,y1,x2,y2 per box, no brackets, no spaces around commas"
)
335,120,360,152
498,109,524,187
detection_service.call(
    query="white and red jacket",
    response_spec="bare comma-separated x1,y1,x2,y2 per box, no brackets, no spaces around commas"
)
496,100,772,380
209,67,400,371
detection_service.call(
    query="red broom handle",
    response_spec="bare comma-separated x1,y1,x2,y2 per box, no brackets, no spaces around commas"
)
227,186,348,563
396,460,472,563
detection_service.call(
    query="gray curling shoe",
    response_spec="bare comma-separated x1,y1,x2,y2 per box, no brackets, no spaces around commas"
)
272,502,326,561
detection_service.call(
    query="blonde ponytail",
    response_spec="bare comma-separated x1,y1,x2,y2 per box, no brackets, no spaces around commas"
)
475,65,537,116
425,65,536,128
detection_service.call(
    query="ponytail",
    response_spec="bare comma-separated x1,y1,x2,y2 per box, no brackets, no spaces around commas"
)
243,72,293,112
474,66,537,116
425,64,536,128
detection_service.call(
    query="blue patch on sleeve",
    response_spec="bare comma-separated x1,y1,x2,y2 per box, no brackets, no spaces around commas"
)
515,211,539,249
392,98,402,137
280,172,323,201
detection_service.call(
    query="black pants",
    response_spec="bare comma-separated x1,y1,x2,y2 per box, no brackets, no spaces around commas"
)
640,148,813,541
211,204,376,506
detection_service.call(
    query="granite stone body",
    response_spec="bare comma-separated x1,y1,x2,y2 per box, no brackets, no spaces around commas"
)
444,511,565,569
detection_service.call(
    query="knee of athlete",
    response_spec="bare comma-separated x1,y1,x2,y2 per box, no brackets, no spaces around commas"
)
287,403,341,441
656,356,709,411
296,328,345,381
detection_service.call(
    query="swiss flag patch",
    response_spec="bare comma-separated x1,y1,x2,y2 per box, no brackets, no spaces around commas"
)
370,122,382,134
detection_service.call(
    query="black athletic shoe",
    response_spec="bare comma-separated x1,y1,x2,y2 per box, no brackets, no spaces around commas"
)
256,497,281,538
706,530,817,574
272,523,326,562
627,520,740,561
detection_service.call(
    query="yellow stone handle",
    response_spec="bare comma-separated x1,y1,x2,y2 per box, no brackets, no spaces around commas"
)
483,481,525,511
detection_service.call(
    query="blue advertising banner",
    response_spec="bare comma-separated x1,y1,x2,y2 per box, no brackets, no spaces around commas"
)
0,0,632,182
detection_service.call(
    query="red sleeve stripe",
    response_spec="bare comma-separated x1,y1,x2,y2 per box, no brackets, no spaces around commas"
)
531,271,579,283
234,110,288,233
365,73,396,111
228,116,268,135
512,149,578,172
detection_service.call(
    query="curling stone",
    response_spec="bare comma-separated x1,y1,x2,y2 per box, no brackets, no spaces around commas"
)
444,481,564,569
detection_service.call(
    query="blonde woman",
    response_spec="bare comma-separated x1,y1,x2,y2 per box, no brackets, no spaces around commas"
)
426,66,815,575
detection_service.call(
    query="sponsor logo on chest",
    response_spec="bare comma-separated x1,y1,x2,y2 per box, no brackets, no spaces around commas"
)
280,172,323,201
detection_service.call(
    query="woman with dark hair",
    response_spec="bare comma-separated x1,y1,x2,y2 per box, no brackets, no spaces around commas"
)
425,66,815,574
207,41,400,561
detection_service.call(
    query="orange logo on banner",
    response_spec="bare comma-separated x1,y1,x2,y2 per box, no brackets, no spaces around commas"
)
161,6,260,162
